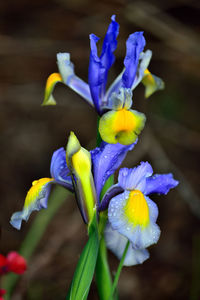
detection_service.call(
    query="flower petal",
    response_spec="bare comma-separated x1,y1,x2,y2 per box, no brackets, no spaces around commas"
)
88,15,119,113
42,72,62,106
10,178,53,230
91,141,136,202
108,191,160,249
50,147,73,191
142,69,165,98
105,50,152,106
57,53,93,105
66,132,96,224
145,173,179,196
99,184,124,211
118,162,153,191
122,32,146,88
99,108,146,145
6,252,27,274
105,223,149,266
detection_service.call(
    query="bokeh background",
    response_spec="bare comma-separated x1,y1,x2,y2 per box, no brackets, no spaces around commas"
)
0,0,200,299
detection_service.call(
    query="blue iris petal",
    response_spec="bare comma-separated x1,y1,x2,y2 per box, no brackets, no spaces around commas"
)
145,173,179,196
105,222,150,266
122,32,146,88
88,15,119,114
91,141,136,203
118,162,153,192
50,147,74,191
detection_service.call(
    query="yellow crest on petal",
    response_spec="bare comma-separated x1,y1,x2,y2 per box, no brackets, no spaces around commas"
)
124,190,150,229
24,178,53,209
42,73,62,106
99,108,146,145
142,69,164,98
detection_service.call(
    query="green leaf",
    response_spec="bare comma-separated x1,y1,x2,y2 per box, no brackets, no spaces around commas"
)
67,215,99,300
95,237,113,300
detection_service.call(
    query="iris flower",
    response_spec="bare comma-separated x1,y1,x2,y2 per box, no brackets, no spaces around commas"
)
10,133,136,229
104,162,178,266
42,15,164,145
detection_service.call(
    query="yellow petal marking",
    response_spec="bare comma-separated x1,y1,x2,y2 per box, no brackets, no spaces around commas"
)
24,178,53,209
42,73,62,106
46,73,62,91
124,190,150,229
99,108,146,145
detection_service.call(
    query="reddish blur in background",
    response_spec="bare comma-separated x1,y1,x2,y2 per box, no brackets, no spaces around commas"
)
0,0,200,299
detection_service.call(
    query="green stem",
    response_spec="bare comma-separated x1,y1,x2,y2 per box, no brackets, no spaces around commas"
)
2,186,69,299
108,241,130,300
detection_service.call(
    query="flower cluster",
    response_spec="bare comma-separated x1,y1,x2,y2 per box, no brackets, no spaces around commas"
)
10,15,178,268
42,15,164,145
0,252,27,299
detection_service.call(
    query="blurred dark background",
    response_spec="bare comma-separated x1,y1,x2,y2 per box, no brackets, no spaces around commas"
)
0,0,200,299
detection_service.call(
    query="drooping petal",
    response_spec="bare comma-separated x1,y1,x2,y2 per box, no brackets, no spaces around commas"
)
99,184,124,211
142,69,165,98
88,15,119,113
10,178,53,230
91,141,136,202
66,132,96,224
42,72,62,106
99,108,146,145
118,162,153,191
122,32,146,88
131,50,152,91
108,191,160,249
145,173,179,196
57,53,93,105
105,223,149,266
50,147,73,191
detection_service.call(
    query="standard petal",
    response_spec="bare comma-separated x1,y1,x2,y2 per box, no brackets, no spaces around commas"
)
122,32,146,88
10,178,53,230
88,16,119,113
42,73,62,106
142,69,165,98
50,147,73,191
57,53,93,105
108,191,160,249
145,173,179,196
91,141,135,202
100,15,119,93
105,223,150,266
118,162,153,191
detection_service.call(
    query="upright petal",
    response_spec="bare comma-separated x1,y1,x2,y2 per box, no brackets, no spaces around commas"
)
122,32,146,88
88,15,119,113
10,178,53,230
57,53,93,105
66,132,96,224
145,173,179,196
105,223,150,266
50,147,73,191
118,162,153,192
91,141,136,202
